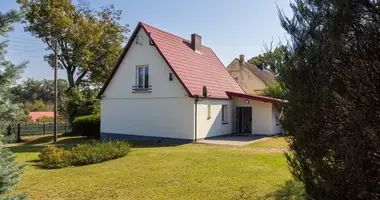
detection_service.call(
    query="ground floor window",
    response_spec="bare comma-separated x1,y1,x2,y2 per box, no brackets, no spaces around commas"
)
222,105,228,124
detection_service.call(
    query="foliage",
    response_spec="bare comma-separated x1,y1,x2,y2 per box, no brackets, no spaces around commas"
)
11,78,68,104
37,115,54,123
38,146,71,169
23,100,53,112
39,140,131,169
262,83,287,100
279,0,380,199
66,87,100,124
248,44,289,77
0,12,25,135
72,114,100,138
18,0,130,89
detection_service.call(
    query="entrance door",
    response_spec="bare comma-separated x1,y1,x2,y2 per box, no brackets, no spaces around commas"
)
235,107,252,135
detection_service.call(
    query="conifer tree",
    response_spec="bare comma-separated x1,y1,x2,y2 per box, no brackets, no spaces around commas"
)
279,1,380,199
0,10,26,200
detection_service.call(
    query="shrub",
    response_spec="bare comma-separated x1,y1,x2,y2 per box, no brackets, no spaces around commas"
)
39,146,71,169
39,140,131,169
72,114,100,138
70,141,131,166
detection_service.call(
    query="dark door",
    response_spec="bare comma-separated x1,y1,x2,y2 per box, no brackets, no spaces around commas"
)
236,107,252,134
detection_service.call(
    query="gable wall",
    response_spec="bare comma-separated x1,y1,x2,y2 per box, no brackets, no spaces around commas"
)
228,65,267,95
103,28,188,99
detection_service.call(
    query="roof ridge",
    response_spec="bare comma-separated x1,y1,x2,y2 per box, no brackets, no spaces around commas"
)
140,22,211,49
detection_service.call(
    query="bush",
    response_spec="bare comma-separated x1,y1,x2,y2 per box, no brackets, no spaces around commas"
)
39,146,71,169
72,114,100,138
39,140,131,169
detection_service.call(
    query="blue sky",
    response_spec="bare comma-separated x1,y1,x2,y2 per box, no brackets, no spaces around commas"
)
1,0,292,81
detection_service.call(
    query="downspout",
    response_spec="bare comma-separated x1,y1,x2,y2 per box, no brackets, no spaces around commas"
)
193,95,199,143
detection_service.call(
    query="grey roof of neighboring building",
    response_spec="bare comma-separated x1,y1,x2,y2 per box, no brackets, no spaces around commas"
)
229,58,276,86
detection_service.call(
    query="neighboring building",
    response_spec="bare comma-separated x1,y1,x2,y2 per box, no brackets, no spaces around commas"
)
28,112,54,122
227,55,276,95
98,22,284,143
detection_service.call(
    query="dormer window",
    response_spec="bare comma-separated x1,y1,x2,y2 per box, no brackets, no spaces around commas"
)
133,65,151,92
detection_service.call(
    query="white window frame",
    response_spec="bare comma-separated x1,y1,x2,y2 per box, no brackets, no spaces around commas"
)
222,105,228,124
136,65,149,89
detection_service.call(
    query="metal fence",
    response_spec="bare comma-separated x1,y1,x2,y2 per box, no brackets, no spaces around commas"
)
5,122,70,143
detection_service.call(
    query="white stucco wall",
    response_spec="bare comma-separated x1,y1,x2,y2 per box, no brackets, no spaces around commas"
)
233,97,273,135
196,99,233,139
272,106,283,134
101,27,195,140
101,98,194,139
103,28,188,99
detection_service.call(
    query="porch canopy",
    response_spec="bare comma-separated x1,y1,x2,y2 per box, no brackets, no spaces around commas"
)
225,91,288,104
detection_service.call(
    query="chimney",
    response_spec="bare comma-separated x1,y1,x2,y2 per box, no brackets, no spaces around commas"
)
239,54,245,70
239,54,245,63
191,34,202,53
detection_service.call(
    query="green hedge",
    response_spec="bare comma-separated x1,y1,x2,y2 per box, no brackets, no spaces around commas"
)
72,114,100,138
39,140,131,169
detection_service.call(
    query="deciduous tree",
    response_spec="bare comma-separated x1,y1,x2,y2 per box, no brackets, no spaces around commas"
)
17,0,130,89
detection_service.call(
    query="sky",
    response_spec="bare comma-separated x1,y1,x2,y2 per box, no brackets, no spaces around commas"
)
1,0,293,81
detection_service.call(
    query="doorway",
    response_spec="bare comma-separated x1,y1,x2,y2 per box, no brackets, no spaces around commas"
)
235,107,252,135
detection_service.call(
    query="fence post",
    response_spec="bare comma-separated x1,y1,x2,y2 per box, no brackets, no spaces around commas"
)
64,122,67,134
43,122,46,135
17,124,21,143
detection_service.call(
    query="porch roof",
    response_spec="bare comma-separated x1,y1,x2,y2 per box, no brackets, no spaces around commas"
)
225,91,288,104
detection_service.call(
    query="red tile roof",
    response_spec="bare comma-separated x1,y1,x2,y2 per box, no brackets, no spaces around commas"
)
225,91,288,104
28,112,54,121
98,22,244,99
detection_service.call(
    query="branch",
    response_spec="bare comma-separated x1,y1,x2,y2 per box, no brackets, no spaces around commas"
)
75,70,88,86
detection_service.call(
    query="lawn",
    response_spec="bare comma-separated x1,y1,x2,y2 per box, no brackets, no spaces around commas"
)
246,136,289,149
5,135,294,200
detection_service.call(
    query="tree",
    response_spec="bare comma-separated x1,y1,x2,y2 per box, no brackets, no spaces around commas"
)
248,44,289,77
11,78,68,104
17,0,129,89
279,0,380,199
24,100,54,112
0,10,26,200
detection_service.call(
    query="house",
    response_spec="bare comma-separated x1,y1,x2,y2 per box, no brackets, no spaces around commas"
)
28,112,54,122
226,55,276,95
98,22,284,143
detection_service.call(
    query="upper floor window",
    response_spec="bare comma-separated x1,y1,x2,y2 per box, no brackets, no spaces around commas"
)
137,65,149,89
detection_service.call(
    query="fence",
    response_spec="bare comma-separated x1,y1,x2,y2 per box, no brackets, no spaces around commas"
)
6,122,70,143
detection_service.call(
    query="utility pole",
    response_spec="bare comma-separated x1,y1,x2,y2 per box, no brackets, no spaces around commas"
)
53,40,58,143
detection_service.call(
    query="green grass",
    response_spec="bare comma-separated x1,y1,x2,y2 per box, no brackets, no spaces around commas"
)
5,135,294,200
246,136,289,149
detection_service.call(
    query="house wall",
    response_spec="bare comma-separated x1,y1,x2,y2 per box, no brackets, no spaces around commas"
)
272,106,283,134
233,97,273,135
228,67,267,95
196,99,233,139
100,27,194,142
101,98,194,141
103,28,188,99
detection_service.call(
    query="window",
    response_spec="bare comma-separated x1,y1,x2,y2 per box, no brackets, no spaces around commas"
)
136,65,149,89
222,105,228,124
207,105,211,119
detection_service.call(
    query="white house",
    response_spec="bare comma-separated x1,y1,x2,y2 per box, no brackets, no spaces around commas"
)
98,22,285,143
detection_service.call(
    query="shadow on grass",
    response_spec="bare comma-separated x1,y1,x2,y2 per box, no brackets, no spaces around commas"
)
261,180,305,200
8,145,43,153
130,141,183,148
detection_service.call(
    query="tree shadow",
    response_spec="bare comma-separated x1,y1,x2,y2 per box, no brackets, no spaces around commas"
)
8,145,43,153
261,180,305,200
130,141,183,148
